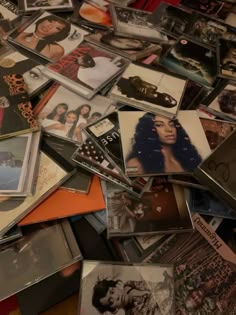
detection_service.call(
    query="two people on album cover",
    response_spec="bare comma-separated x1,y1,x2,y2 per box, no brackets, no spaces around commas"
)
117,76,178,107
126,113,202,174
91,270,174,314
15,14,71,61
39,103,102,143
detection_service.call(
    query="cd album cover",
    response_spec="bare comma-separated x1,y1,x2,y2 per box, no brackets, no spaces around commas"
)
8,11,88,62
0,74,38,140
34,84,115,144
0,133,32,194
110,63,187,118
118,110,211,176
200,117,236,150
78,261,175,315
179,0,236,26
106,180,193,237
0,48,50,97
43,41,129,99
85,31,159,61
144,214,236,314
160,38,217,87
110,4,168,42
205,82,236,120
0,151,71,237
0,220,81,301
218,38,236,80
18,0,74,13
0,2,17,22
148,3,193,38
195,129,236,209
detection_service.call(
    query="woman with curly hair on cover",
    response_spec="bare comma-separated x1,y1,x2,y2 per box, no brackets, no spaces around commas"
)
126,113,202,174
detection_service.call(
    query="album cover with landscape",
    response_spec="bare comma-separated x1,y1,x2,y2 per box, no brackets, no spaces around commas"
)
0,73,38,140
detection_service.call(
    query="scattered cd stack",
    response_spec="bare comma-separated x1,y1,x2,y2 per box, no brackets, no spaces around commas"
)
0,0,236,314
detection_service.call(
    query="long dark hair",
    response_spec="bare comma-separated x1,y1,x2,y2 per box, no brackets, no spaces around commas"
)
92,278,122,314
127,113,202,173
25,15,71,52
75,104,91,119
64,110,78,139
47,103,68,123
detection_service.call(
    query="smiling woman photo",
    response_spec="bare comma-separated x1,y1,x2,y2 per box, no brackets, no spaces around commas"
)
126,113,202,174
15,14,71,61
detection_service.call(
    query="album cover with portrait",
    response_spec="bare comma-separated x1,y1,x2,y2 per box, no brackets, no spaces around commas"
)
186,13,236,48
18,0,74,14
0,46,50,97
71,0,113,29
0,74,38,140
0,151,73,237
0,220,82,301
200,117,236,150
110,63,187,118
195,129,236,210
160,38,218,87
143,213,236,314
218,38,236,80
106,180,193,237
110,4,169,42
118,110,211,177
34,83,116,144
8,11,88,62
85,30,159,61
203,81,236,121
43,41,129,99
78,261,175,315
147,3,193,38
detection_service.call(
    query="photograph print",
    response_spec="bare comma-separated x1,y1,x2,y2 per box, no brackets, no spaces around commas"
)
34,84,115,144
22,0,73,12
111,63,186,117
106,181,193,236
179,0,236,27
85,30,159,61
147,3,193,38
218,38,236,80
45,41,128,99
118,110,211,176
160,38,217,87
207,82,236,120
110,4,168,42
79,261,175,315
9,11,88,62
0,134,32,193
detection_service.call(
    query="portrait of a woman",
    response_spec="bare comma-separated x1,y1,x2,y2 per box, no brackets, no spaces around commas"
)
73,104,91,142
126,113,202,175
39,103,68,122
15,14,71,61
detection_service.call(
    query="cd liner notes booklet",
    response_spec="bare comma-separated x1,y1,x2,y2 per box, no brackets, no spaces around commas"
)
18,176,105,226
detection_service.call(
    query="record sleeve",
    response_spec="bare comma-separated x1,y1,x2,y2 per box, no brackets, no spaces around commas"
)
85,30,160,61
34,83,116,144
179,0,236,27
42,41,130,99
143,213,236,314
0,45,51,98
0,73,39,140
147,2,193,38
110,4,169,42
106,180,193,237
18,0,74,14
110,63,187,118
118,110,211,177
78,261,175,315
195,128,236,210
0,151,73,237
160,37,218,87
7,11,88,62
0,220,82,301
218,38,236,81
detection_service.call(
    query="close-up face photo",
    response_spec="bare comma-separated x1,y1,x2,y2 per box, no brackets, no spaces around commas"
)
152,116,177,145
36,18,67,37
